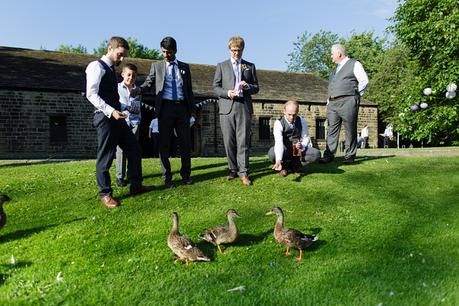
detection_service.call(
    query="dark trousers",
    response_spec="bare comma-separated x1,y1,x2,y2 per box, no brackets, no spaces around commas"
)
93,112,142,196
158,102,191,181
323,96,359,159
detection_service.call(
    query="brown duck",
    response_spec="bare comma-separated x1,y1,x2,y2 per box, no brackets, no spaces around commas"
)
266,207,317,261
200,208,241,253
0,195,11,230
167,212,210,264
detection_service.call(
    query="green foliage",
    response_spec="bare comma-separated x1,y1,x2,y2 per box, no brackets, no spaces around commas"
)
56,44,88,54
93,37,162,60
1,156,459,305
287,30,338,79
388,0,459,144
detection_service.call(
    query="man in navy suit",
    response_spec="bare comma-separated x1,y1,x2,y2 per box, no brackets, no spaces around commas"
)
213,36,259,186
140,37,196,187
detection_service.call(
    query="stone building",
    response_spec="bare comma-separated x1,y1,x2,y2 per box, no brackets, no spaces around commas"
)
0,46,378,159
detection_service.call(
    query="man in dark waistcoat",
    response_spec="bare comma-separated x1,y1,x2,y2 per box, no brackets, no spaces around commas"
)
268,100,320,177
320,44,368,165
85,36,153,208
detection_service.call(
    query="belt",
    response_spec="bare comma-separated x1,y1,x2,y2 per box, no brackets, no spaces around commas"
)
329,95,352,101
163,99,185,104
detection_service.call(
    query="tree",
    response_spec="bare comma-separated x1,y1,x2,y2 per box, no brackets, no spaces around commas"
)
287,30,338,79
390,0,459,144
56,44,88,54
93,37,162,60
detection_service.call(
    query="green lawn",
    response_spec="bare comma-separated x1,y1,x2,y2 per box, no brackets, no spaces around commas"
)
0,155,458,305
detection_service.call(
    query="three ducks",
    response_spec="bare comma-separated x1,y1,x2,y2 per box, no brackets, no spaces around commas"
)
167,206,317,264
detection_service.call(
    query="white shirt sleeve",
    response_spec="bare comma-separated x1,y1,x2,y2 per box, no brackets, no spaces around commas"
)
354,61,369,96
85,61,115,118
273,120,284,161
300,117,311,149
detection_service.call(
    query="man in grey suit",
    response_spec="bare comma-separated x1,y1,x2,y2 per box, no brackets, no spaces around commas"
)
140,36,196,187
213,36,259,186
320,43,368,165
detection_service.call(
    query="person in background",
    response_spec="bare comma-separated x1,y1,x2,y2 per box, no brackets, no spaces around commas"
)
360,125,369,149
148,117,159,158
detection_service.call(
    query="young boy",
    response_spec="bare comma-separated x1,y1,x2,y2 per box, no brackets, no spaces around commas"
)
116,63,142,187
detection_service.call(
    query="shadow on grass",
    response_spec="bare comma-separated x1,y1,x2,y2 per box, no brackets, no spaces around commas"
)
308,154,396,174
0,217,86,243
234,229,272,247
0,159,77,169
0,261,33,287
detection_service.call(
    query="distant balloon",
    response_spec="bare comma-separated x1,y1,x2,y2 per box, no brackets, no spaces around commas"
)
446,91,456,99
446,83,457,92
410,104,420,112
420,102,428,109
423,88,432,96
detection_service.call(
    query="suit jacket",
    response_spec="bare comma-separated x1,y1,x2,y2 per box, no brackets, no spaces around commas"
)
213,59,259,115
141,60,195,116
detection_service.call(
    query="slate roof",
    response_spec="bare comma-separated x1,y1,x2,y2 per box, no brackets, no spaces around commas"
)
0,46,376,105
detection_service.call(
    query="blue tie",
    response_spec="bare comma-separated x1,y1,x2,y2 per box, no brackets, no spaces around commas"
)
170,62,178,101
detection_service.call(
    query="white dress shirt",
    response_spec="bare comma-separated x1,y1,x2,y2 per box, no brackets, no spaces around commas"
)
273,116,312,161
85,55,116,118
162,59,184,100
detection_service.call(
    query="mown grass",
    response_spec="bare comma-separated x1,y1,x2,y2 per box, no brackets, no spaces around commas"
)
0,155,458,305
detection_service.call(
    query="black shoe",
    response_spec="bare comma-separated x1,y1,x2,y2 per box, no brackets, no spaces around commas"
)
319,156,334,164
343,157,355,165
116,178,127,187
164,180,175,188
182,177,193,185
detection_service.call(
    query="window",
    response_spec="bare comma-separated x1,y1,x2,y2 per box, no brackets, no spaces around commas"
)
259,117,271,140
316,118,326,140
49,115,67,143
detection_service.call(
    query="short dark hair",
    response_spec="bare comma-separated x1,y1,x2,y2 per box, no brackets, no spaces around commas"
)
108,36,129,50
160,36,177,51
123,63,138,73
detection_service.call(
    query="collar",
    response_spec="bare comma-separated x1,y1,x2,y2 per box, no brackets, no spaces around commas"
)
231,58,241,65
166,59,179,66
101,55,114,67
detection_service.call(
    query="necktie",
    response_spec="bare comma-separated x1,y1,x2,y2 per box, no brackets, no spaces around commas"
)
234,61,240,93
170,62,178,101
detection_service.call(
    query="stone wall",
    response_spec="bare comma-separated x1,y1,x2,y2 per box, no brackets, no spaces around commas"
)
0,89,96,159
0,89,378,159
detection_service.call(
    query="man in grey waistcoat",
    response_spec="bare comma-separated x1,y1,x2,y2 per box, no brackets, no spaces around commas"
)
320,44,368,165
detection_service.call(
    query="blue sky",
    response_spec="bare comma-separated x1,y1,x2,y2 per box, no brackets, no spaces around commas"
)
0,0,397,71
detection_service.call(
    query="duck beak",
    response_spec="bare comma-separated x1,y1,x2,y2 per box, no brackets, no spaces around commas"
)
265,211,274,216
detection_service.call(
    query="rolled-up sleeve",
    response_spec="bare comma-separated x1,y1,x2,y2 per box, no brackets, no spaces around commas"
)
86,61,114,118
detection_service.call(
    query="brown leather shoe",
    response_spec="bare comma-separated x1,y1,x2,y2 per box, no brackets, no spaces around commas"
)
240,176,252,186
130,185,154,195
100,195,119,208
279,169,288,177
225,172,238,181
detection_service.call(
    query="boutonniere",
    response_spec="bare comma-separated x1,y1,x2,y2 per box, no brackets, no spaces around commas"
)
241,63,250,71
180,69,186,75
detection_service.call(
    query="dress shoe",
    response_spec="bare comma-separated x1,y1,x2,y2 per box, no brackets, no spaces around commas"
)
116,178,127,187
225,172,238,181
319,156,334,164
130,185,154,195
240,176,252,186
100,195,119,208
182,177,193,185
279,169,288,177
343,157,355,165
164,180,175,188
